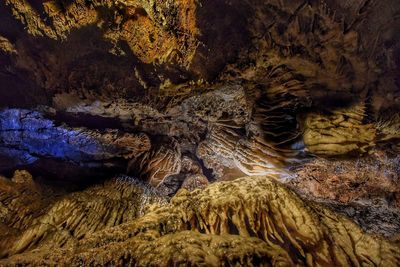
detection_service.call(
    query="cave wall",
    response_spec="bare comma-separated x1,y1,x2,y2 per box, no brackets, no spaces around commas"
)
0,0,400,265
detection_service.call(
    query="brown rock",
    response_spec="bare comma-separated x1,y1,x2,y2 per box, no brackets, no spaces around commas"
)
1,175,399,266
181,174,209,191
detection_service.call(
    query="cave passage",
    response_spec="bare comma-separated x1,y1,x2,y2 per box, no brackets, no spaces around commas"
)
0,0,400,265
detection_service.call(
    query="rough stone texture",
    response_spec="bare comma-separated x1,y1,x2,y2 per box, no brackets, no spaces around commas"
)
128,137,182,187
0,108,151,176
289,150,400,236
0,171,166,259
181,174,209,191
0,0,400,264
0,0,249,108
1,174,399,266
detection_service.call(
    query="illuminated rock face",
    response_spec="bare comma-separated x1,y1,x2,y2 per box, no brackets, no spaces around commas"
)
0,108,151,180
0,172,399,266
289,151,400,236
0,0,249,107
0,171,166,259
0,0,400,265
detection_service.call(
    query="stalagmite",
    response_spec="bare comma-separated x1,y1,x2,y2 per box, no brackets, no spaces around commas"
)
0,0,399,265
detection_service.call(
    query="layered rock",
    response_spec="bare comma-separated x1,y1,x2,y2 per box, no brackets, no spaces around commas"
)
303,102,376,156
128,137,181,187
0,108,151,176
0,0,249,109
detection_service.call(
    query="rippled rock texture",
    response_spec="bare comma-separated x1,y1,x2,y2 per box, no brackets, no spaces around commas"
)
0,0,400,265
0,172,399,266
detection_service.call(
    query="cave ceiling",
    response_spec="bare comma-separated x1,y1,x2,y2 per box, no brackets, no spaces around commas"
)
0,0,400,265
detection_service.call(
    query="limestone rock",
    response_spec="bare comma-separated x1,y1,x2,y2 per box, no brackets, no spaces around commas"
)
181,174,209,192
128,138,181,187
303,102,376,155
0,36,16,54
0,0,400,264
0,171,166,259
1,175,399,266
289,150,400,236
0,108,151,175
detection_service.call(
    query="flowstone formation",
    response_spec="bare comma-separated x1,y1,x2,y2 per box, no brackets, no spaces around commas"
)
0,0,400,265
0,171,166,259
0,173,399,266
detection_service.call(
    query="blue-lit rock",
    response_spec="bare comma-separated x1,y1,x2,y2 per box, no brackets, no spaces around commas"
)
0,108,151,170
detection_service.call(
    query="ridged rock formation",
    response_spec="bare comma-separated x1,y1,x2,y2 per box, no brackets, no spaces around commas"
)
0,0,400,264
0,173,399,266
128,138,182,187
303,102,376,156
0,171,166,259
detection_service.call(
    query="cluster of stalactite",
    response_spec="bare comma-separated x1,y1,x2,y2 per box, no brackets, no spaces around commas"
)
0,0,400,265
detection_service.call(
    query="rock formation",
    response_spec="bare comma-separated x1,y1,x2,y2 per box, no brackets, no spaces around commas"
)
0,0,400,265
0,172,399,266
0,171,166,259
